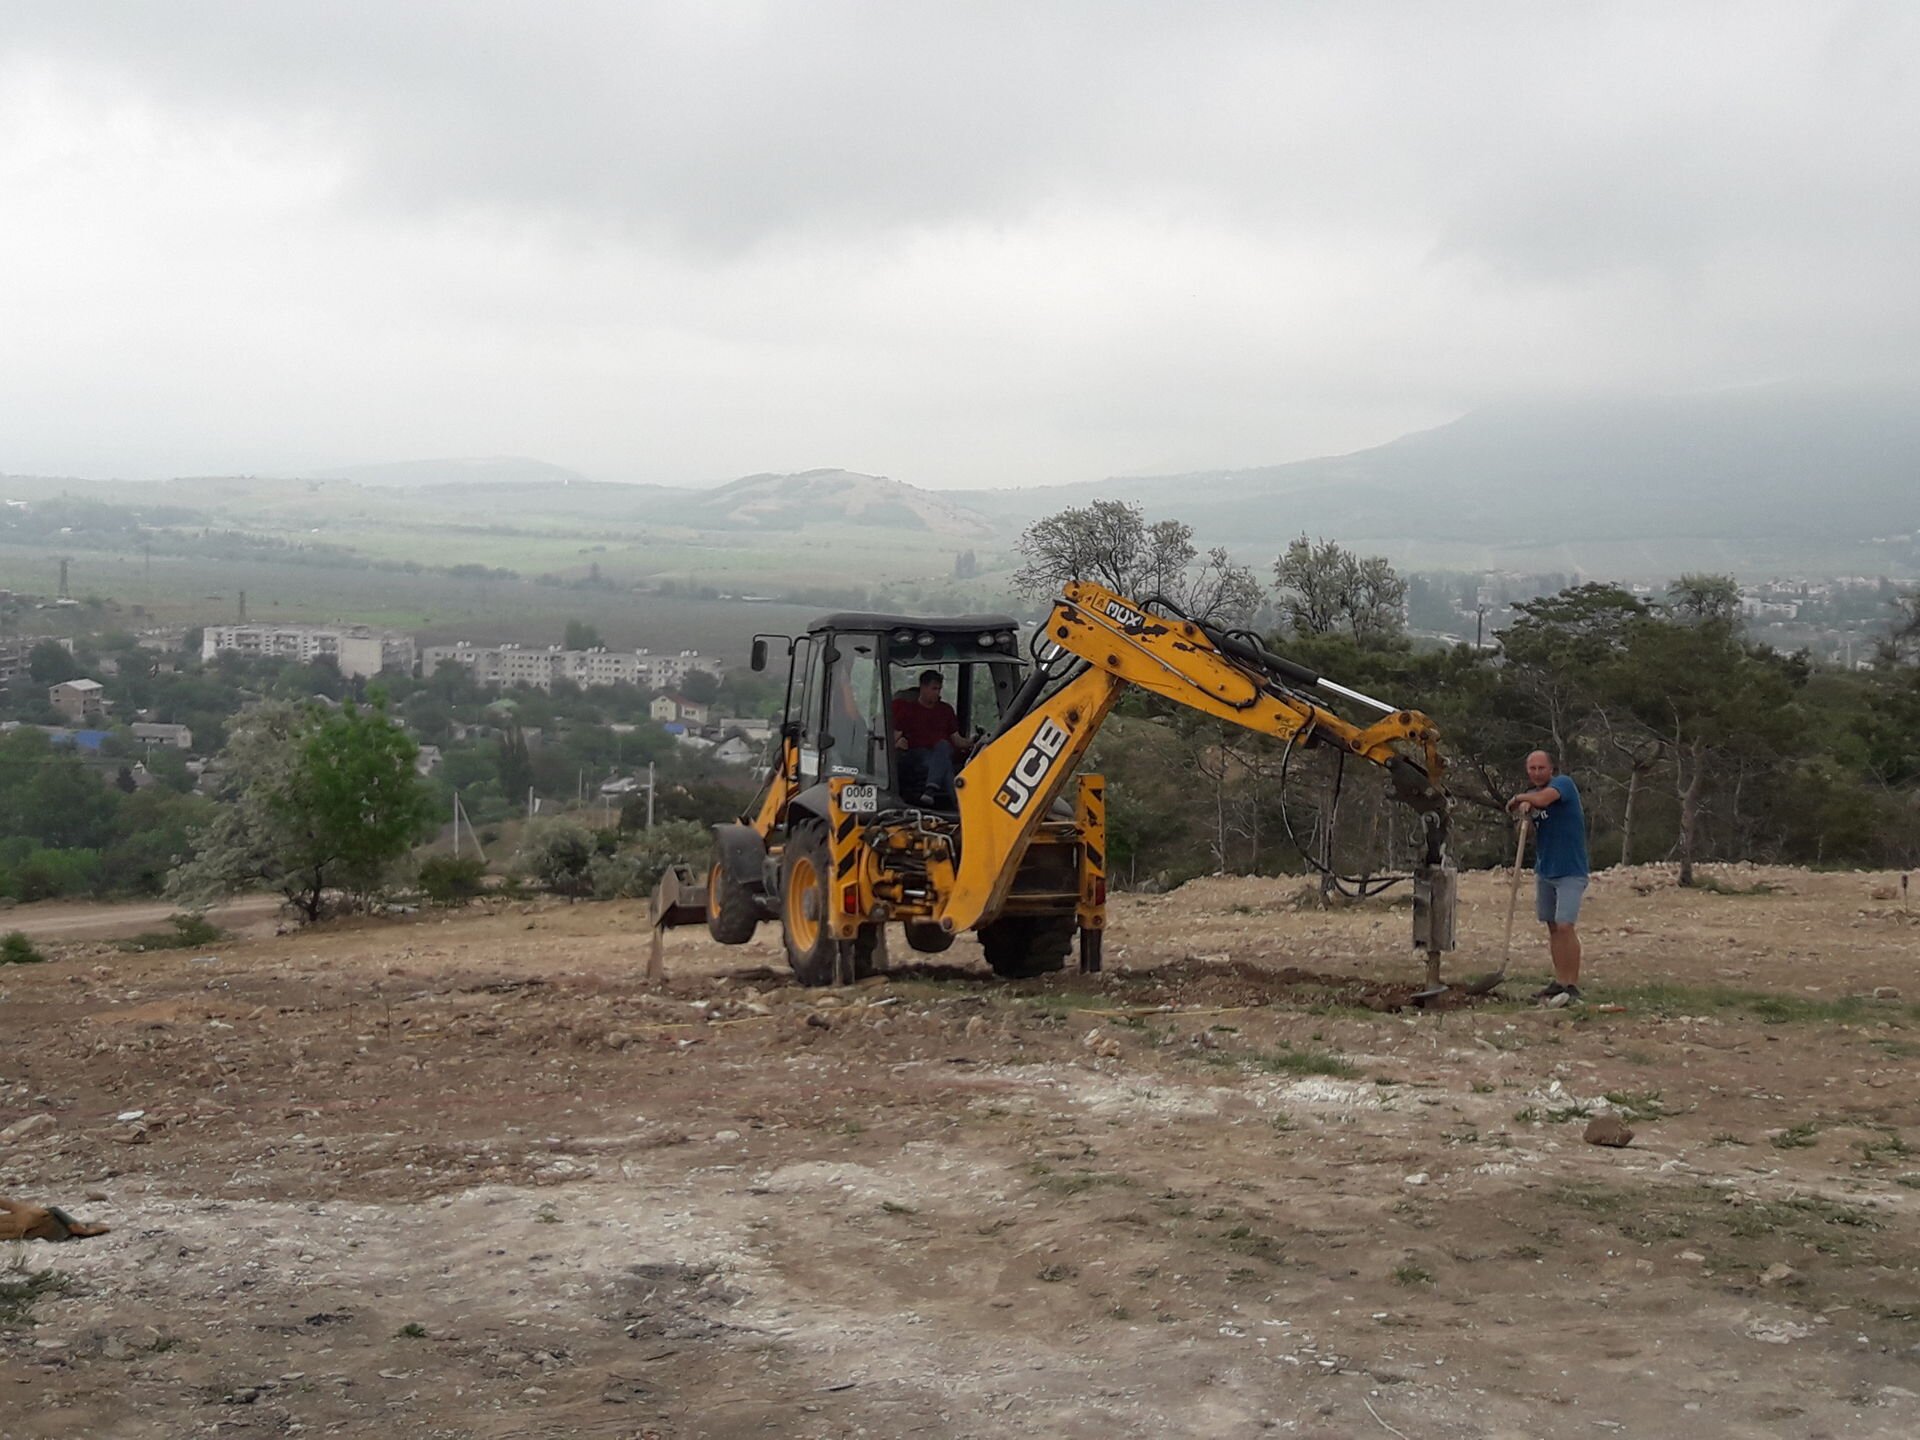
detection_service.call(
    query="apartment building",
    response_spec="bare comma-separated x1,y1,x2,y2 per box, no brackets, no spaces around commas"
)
201,624,416,679
422,643,721,693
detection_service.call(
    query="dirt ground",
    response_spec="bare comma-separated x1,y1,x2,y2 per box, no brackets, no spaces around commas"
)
3,864,1919,1439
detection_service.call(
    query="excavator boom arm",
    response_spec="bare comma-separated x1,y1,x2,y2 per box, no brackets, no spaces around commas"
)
938,580,1450,934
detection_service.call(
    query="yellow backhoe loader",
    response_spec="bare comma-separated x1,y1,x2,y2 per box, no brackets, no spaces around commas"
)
651,580,1457,989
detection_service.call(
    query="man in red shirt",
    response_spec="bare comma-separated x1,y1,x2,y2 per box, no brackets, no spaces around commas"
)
892,669,971,805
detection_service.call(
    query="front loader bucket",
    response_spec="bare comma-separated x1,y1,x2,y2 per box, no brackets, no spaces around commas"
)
646,863,709,983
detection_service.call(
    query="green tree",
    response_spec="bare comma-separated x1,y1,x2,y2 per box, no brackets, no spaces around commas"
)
170,700,436,921
1611,608,1800,886
1273,535,1407,644
27,640,79,684
1014,499,1261,623
564,619,605,650
496,724,534,806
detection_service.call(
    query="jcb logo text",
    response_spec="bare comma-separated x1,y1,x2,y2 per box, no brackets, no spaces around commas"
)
996,717,1070,816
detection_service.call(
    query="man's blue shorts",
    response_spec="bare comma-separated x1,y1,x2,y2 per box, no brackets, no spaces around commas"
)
1536,874,1589,925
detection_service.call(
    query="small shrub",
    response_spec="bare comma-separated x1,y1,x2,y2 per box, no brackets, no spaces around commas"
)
516,819,597,897
0,1256,69,1326
1,931,47,966
1391,1263,1434,1286
587,821,713,900
1771,1120,1821,1150
417,853,488,906
120,913,225,952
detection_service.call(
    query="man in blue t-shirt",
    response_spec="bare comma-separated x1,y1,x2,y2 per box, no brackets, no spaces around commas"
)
1508,750,1590,1005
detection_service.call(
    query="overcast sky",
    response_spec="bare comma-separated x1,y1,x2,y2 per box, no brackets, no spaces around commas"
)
2,2,1916,489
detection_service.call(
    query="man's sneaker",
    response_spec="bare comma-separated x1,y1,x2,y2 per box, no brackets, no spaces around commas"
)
1544,985,1585,1010
1532,981,1566,1001
1561,985,1584,1005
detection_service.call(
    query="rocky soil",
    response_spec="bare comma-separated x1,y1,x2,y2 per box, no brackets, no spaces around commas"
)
2,863,1918,1438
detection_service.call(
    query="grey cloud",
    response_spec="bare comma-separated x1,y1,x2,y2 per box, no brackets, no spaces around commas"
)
2,2,1918,485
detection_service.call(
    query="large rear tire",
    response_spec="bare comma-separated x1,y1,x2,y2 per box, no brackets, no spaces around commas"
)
781,823,878,986
706,858,759,945
978,914,1074,979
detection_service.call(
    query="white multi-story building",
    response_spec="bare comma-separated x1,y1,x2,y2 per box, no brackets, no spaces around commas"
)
422,643,721,694
201,624,416,679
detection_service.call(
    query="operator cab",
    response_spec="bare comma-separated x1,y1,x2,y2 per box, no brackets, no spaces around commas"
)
753,612,1025,809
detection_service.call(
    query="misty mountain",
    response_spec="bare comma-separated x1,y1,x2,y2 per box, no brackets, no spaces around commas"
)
681,469,998,538
303,456,596,488
955,385,1920,570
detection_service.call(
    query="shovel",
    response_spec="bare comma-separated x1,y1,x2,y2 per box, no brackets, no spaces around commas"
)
1458,813,1530,997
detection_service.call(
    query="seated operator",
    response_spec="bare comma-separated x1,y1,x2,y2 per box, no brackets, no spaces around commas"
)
891,669,972,806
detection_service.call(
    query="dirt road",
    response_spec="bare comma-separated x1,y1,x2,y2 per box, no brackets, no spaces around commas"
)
1,894,284,942
2,864,1917,1437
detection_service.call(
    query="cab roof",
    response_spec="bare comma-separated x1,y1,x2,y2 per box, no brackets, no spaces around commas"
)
807,612,1020,634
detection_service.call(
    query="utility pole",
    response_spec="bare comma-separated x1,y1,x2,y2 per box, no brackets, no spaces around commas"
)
647,761,656,829
1475,604,1488,650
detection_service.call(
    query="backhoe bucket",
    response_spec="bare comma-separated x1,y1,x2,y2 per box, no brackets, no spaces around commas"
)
646,863,708,984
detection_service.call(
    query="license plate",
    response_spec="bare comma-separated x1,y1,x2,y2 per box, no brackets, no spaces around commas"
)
839,784,877,814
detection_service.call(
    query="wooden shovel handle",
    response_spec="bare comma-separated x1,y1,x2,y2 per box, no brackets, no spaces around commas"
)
1500,815,1531,966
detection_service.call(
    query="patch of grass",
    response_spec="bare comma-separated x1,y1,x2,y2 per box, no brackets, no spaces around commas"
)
879,1200,918,1215
1710,1132,1751,1147
1603,1089,1670,1120
1512,1106,1542,1125
1550,1181,1883,1266
534,1205,561,1224
117,912,225,952
1030,1167,1131,1196
1623,1048,1657,1066
1478,1030,1531,1052
1603,981,1920,1026
0,931,48,966
1036,1263,1076,1283
395,1322,428,1339
0,1257,70,1326
1550,1182,1632,1218
1771,1121,1821,1150
1895,1175,1920,1191
1544,1102,1596,1123
1391,1263,1434,1286
1470,1081,1496,1094
1217,1224,1287,1264
1857,1134,1914,1166
1245,1046,1358,1079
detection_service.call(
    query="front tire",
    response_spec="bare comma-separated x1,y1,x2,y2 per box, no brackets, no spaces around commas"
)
781,823,878,986
706,859,760,944
978,914,1074,979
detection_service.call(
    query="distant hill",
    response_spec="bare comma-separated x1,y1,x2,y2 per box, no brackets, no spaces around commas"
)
956,385,1920,573
685,469,998,539
304,456,596,488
